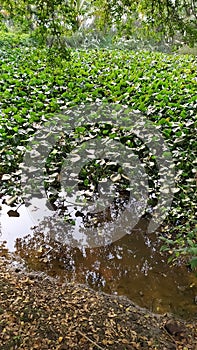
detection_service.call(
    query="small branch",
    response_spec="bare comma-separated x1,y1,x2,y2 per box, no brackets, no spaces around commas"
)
161,326,177,346
41,247,53,258
77,329,105,350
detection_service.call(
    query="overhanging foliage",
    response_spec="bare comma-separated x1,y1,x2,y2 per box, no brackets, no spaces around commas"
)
0,0,197,48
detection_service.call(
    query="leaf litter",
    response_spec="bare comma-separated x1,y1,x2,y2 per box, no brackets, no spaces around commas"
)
0,250,196,350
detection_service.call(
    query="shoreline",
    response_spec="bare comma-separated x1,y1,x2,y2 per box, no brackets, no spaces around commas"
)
0,253,196,349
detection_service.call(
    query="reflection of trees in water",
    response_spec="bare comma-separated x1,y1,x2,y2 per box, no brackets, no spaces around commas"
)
15,215,156,289
15,217,197,318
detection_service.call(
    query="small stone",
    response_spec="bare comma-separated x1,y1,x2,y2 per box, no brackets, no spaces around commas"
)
164,320,185,338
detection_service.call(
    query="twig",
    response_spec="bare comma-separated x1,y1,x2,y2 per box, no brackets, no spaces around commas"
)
77,329,105,350
41,247,53,258
161,326,177,348
64,200,87,207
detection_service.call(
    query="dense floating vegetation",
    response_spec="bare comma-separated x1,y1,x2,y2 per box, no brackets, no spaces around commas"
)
0,33,196,267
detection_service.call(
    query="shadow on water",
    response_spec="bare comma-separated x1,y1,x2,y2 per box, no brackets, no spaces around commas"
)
1,199,196,320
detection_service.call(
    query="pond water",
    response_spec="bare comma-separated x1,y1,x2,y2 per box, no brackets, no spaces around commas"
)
0,197,196,321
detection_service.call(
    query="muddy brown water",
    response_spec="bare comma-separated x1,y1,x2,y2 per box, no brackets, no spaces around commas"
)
0,199,197,321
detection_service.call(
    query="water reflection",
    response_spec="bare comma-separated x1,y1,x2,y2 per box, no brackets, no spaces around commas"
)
1,196,196,320
0,197,53,251
12,214,197,320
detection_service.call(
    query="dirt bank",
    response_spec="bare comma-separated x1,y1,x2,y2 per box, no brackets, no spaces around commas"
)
0,253,196,350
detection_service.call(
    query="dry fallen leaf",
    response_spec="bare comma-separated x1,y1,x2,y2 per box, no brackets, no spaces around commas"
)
0,255,196,350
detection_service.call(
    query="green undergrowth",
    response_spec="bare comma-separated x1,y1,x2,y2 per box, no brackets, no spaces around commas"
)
0,32,196,268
